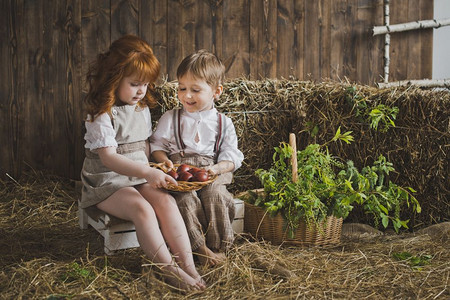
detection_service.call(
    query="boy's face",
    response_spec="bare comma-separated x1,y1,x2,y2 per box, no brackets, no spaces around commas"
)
177,72,223,113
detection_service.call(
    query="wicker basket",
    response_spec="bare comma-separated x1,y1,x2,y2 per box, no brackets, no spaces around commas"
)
243,201,343,246
149,162,217,192
240,134,343,246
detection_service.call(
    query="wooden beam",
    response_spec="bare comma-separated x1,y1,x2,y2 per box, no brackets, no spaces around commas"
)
373,18,450,36
377,78,450,89
383,0,390,83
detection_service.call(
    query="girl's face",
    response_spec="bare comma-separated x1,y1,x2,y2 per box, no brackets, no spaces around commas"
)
117,75,149,105
177,72,223,113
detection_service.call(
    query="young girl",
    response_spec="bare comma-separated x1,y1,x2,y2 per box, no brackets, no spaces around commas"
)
79,35,205,291
150,50,244,266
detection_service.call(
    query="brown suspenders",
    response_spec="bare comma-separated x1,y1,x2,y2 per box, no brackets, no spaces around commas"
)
173,108,225,158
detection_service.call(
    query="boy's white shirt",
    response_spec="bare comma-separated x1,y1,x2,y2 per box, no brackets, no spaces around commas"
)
84,105,152,150
150,107,244,171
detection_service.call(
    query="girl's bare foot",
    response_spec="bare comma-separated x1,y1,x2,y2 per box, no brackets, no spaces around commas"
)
175,258,207,289
192,274,207,289
195,245,226,267
159,264,206,292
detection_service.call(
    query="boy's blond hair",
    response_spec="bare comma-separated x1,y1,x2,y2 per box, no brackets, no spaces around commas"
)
176,50,225,87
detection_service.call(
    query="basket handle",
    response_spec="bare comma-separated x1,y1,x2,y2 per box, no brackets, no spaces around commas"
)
289,133,298,183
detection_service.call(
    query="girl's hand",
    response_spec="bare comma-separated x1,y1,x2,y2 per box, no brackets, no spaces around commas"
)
147,167,178,189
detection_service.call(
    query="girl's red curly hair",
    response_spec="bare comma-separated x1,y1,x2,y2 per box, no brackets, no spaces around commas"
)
84,34,161,120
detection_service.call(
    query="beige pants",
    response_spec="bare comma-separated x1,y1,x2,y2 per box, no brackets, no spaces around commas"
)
170,153,236,251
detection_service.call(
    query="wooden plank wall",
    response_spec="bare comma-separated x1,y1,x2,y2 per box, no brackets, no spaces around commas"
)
0,0,433,180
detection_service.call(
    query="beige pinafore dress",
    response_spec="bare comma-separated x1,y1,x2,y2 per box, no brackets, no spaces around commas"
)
79,104,149,209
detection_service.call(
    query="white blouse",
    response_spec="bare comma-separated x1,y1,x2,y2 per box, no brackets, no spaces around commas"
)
84,106,152,150
150,107,244,171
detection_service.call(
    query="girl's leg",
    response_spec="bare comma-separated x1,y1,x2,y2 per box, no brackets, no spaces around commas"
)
136,184,205,283
97,187,205,291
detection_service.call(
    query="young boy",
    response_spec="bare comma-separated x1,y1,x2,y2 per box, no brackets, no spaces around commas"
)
150,50,244,266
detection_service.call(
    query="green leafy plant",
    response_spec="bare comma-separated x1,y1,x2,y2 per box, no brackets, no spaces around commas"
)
392,251,432,269
346,86,399,132
47,294,72,300
61,262,95,283
251,128,420,236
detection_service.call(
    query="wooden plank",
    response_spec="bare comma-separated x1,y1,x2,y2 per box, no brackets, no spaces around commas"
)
249,0,277,79
166,0,206,80
303,1,320,80
390,0,408,81
111,0,139,41
140,1,168,79
41,0,59,173
195,0,213,52
276,0,295,79
167,0,183,80
318,0,331,80
180,0,196,59
343,0,358,81
79,0,110,176
63,0,83,178
355,0,377,84
21,0,44,172
418,0,433,80
1,0,24,178
210,0,223,64
81,0,110,95
33,0,82,178
0,0,10,177
222,0,250,78
166,0,223,79
330,0,346,80
406,0,421,79
367,0,385,84
293,0,305,80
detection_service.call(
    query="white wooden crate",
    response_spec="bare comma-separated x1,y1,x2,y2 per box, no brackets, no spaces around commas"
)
79,198,244,255
232,198,244,234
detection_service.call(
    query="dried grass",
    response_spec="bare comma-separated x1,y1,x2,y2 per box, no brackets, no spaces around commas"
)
1,78,448,298
1,171,449,299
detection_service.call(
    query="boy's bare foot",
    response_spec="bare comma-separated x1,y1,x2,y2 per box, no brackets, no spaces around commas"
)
195,245,226,267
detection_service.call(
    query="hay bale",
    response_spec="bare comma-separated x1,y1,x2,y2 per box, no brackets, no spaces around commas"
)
416,222,450,243
342,223,384,240
153,78,450,228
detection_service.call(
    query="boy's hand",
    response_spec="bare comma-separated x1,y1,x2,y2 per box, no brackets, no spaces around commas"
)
205,161,235,176
163,159,174,171
205,165,220,176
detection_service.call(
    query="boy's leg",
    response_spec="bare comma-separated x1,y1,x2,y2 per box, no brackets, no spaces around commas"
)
172,191,208,251
174,190,228,266
198,180,236,251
